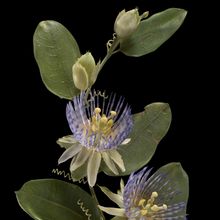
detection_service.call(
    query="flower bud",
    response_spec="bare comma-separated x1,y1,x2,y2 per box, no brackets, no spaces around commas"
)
114,8,141,38
72,52,96,90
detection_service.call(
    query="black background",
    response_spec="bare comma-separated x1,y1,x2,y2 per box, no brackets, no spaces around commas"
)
2,0,198,219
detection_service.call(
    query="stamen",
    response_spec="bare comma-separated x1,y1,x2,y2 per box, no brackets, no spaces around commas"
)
100,116,108,124
107,119,113,127
89,107,117,138
100,116,108,129
147,191,158,204
138,199,146,206
163,204,168,210
94,107,101,114
68,91,133,151
151,205,160,212
137,191,168,217
140,209,148,216
151,204,167,212
151,192,158,198
110,110,117,117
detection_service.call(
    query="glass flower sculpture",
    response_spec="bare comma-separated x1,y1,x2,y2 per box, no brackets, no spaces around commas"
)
58,90,133,186
99,164,188,220
15,6,189,220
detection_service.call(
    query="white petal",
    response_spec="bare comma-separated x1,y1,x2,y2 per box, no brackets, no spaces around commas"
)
70,147,91,172
58,144,83,164
57,135,77,144
98,205,125,217
121,138,131,145
120,179,125,193
87,150,101,187
101,152,119,175
116,179,125,196
111,217,127,220
109,150,125,172
99,186,124,208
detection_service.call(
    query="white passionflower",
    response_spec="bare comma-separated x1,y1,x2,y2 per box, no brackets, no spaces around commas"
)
58,90,133,186
99,166,187,220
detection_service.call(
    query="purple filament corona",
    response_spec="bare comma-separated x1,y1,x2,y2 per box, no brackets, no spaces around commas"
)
66,90,133,151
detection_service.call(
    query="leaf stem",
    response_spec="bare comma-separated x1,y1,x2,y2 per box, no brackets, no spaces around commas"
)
89,185,106,220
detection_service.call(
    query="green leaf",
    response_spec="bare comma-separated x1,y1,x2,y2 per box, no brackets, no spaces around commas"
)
33,20,81,99
154,163,189,211
120,8,187,57
15,179,101,220
102,102,171,176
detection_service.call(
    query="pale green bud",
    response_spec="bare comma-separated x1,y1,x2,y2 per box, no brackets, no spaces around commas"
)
72,62,89,90
114,9,141,38
72,52,97,90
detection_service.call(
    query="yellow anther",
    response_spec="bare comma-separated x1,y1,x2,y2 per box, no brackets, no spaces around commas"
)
100,116,108,124
151,205,160,212
110,110,117,117
163,204,168,210
100,116,108,129
89,107,116,136
151,204,167,212
151,191,158,198
147,191,158,204
94,107,101,114
138,192,168,217
138,199,146,206
92,124,97,132
145,204,151,209
107,119,114,127
140,209,148,216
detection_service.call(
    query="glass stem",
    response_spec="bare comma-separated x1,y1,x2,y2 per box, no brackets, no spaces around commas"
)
98,36,120,73
84,36,120,102
89,185,106,220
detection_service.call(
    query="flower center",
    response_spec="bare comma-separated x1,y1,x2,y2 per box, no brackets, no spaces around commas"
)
87,107,117,137
138,191,167,217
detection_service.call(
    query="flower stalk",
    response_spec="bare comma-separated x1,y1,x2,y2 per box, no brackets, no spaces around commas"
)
89,185,106,220
99,36,120,72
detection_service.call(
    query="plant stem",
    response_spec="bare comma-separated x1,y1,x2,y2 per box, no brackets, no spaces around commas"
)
84,36,120,102
89,185,106,220
98,37,120,73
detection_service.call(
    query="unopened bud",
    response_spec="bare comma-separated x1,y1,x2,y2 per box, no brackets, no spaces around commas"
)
72,62,89,90
114,8,140,38
72,52,96,90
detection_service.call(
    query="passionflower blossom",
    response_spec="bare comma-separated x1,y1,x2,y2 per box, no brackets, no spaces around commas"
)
58,90,133,186
99,166,187,220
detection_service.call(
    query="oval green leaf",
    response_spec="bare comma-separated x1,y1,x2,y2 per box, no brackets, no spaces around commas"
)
102,102,172,176
120,8,187,57
15,179,101,220
153,162,189,212
33,20,81,99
